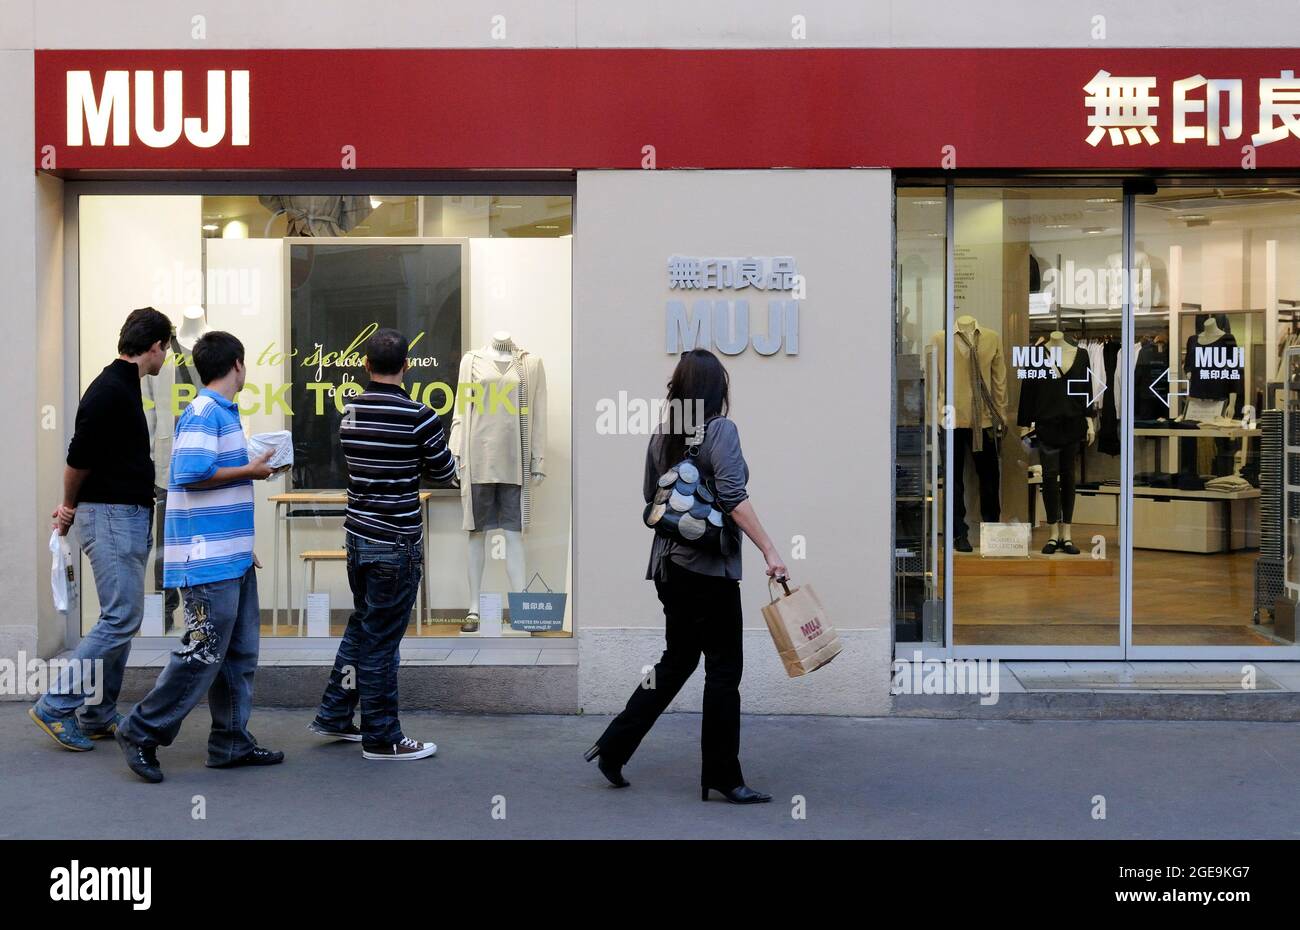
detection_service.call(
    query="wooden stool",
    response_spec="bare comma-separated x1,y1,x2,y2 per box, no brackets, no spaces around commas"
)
297,549,347,637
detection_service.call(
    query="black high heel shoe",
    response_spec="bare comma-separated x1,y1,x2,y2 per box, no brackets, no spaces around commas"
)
584,743,629,788
702,784,772,804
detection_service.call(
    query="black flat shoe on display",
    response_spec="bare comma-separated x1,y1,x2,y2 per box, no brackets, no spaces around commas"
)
702,784,772,804
584,743,629,788
1041,539,1060,555
954,536,973,553
1057,539,1081,555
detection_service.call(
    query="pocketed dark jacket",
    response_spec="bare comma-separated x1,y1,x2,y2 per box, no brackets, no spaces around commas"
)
644,417,749,582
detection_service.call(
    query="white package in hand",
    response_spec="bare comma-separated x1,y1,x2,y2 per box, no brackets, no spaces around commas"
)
247,430,294,474
50,531,75,612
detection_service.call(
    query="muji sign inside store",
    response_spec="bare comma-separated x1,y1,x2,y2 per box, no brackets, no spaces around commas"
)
37,49,1300,170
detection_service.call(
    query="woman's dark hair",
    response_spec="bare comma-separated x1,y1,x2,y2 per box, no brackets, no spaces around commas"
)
660,348,730,466
365,327,409,375
117,307,174,357
192,331,245,385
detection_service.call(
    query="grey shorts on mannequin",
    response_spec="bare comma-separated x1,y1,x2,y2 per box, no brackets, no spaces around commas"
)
470,482,522,531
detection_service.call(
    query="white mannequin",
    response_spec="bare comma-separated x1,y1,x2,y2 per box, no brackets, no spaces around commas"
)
458,330,543,632
1194,316,1237,420
176,305,209,350
1020,330,1096,549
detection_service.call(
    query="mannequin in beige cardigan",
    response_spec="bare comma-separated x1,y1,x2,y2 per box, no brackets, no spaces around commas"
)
449,332,547,632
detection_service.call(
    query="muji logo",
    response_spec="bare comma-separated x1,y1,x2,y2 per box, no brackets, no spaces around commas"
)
800,617,823,640
66,70,250,148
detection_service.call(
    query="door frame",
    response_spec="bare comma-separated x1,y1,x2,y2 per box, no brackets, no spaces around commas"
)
915,174,1300,661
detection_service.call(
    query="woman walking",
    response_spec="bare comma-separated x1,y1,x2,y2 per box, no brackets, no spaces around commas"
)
585,349,787,803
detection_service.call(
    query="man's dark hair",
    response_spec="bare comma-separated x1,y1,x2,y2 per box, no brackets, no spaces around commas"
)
192,331,245,385
365,327,409,376
117,307,173,357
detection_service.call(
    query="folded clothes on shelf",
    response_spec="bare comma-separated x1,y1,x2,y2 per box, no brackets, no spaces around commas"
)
1204,474,1253,493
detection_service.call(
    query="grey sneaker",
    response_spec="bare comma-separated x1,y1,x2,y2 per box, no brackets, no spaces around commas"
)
459,612,480,634
28,705,93,751
307,719,363,742
362,737,437,761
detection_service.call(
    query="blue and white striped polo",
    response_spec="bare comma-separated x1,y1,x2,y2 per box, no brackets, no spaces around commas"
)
163,388,255,588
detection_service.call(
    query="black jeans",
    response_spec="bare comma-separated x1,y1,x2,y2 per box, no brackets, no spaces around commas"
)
316,535,422,749
596,560,744,790
952,427,1001,538
1039,440,1079,524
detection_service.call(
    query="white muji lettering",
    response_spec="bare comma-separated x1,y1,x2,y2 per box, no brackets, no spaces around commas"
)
66,70,250,148
49,860,152,911
1011,345,1062,368
1194,345,1244,369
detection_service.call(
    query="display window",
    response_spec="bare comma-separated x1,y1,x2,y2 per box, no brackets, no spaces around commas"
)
75,191,572,640
894,180,1300,655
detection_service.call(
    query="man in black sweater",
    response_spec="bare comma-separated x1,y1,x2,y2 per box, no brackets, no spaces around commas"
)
30,307,173,752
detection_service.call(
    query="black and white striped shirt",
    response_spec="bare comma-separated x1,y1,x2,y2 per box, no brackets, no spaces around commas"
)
341,381,457,543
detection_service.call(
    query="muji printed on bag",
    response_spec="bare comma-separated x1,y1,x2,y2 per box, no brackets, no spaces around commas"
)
760,579,842,678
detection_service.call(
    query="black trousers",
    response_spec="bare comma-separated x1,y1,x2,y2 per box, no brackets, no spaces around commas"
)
1039,441,1079,524
952,427,1001,538
596,560,744,789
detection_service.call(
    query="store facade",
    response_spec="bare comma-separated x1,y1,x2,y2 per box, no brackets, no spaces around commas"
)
6,34,1300,715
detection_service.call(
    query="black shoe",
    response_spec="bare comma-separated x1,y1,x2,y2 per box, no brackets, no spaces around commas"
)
307,719,363,742
954,536,973,553
115,728,163,784
1041,539,1060,555
702,784,772,804
208,746,285,769
584,743,629,788
1058,539,1080,555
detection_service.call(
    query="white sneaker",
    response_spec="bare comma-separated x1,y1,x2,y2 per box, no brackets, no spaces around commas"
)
362,736,437,761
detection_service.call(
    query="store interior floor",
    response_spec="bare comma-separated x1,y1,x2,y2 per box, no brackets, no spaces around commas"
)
952,524,1286,647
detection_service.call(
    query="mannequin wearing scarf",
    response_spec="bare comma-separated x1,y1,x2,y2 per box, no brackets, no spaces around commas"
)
932,316,1008,551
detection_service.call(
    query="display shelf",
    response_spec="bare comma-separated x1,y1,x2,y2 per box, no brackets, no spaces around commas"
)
1134,426,1260,439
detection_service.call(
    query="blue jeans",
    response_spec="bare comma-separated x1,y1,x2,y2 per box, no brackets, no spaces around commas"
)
37,502,151,728
119,567,260,765
316,535,423,748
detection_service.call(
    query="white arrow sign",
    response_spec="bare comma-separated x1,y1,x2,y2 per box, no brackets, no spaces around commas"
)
1148,367,1189,409
1067,367,1107,407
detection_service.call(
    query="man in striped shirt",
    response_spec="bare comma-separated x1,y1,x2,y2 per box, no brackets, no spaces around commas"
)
310,327,457,761
116,332,282,783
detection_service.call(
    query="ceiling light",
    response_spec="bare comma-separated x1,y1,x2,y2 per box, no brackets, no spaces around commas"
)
202,224,218,231
1044,223,1071,229
536,224,559,230
1086,197,1119,203
911,199,943,206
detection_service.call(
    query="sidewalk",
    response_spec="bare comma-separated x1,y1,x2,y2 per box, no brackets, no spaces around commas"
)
1,705,1297,839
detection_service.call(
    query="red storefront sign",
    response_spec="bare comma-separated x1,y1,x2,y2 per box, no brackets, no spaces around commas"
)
33,48,1300,171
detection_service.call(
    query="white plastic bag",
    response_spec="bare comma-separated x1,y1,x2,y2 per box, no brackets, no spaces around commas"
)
247,430,294,475
50,530,75,612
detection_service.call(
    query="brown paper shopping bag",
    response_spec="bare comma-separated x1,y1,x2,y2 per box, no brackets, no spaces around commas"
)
761,577,842,678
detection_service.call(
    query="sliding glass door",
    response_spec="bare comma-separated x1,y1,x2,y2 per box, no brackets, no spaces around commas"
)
892,178,1300,659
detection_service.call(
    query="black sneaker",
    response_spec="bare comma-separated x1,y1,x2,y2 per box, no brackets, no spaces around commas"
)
954,536,973,553
307,719,363,742
208,746,285,769
115,728,163,783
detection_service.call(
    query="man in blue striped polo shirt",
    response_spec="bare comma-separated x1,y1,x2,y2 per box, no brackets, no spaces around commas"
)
116,331,280,784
